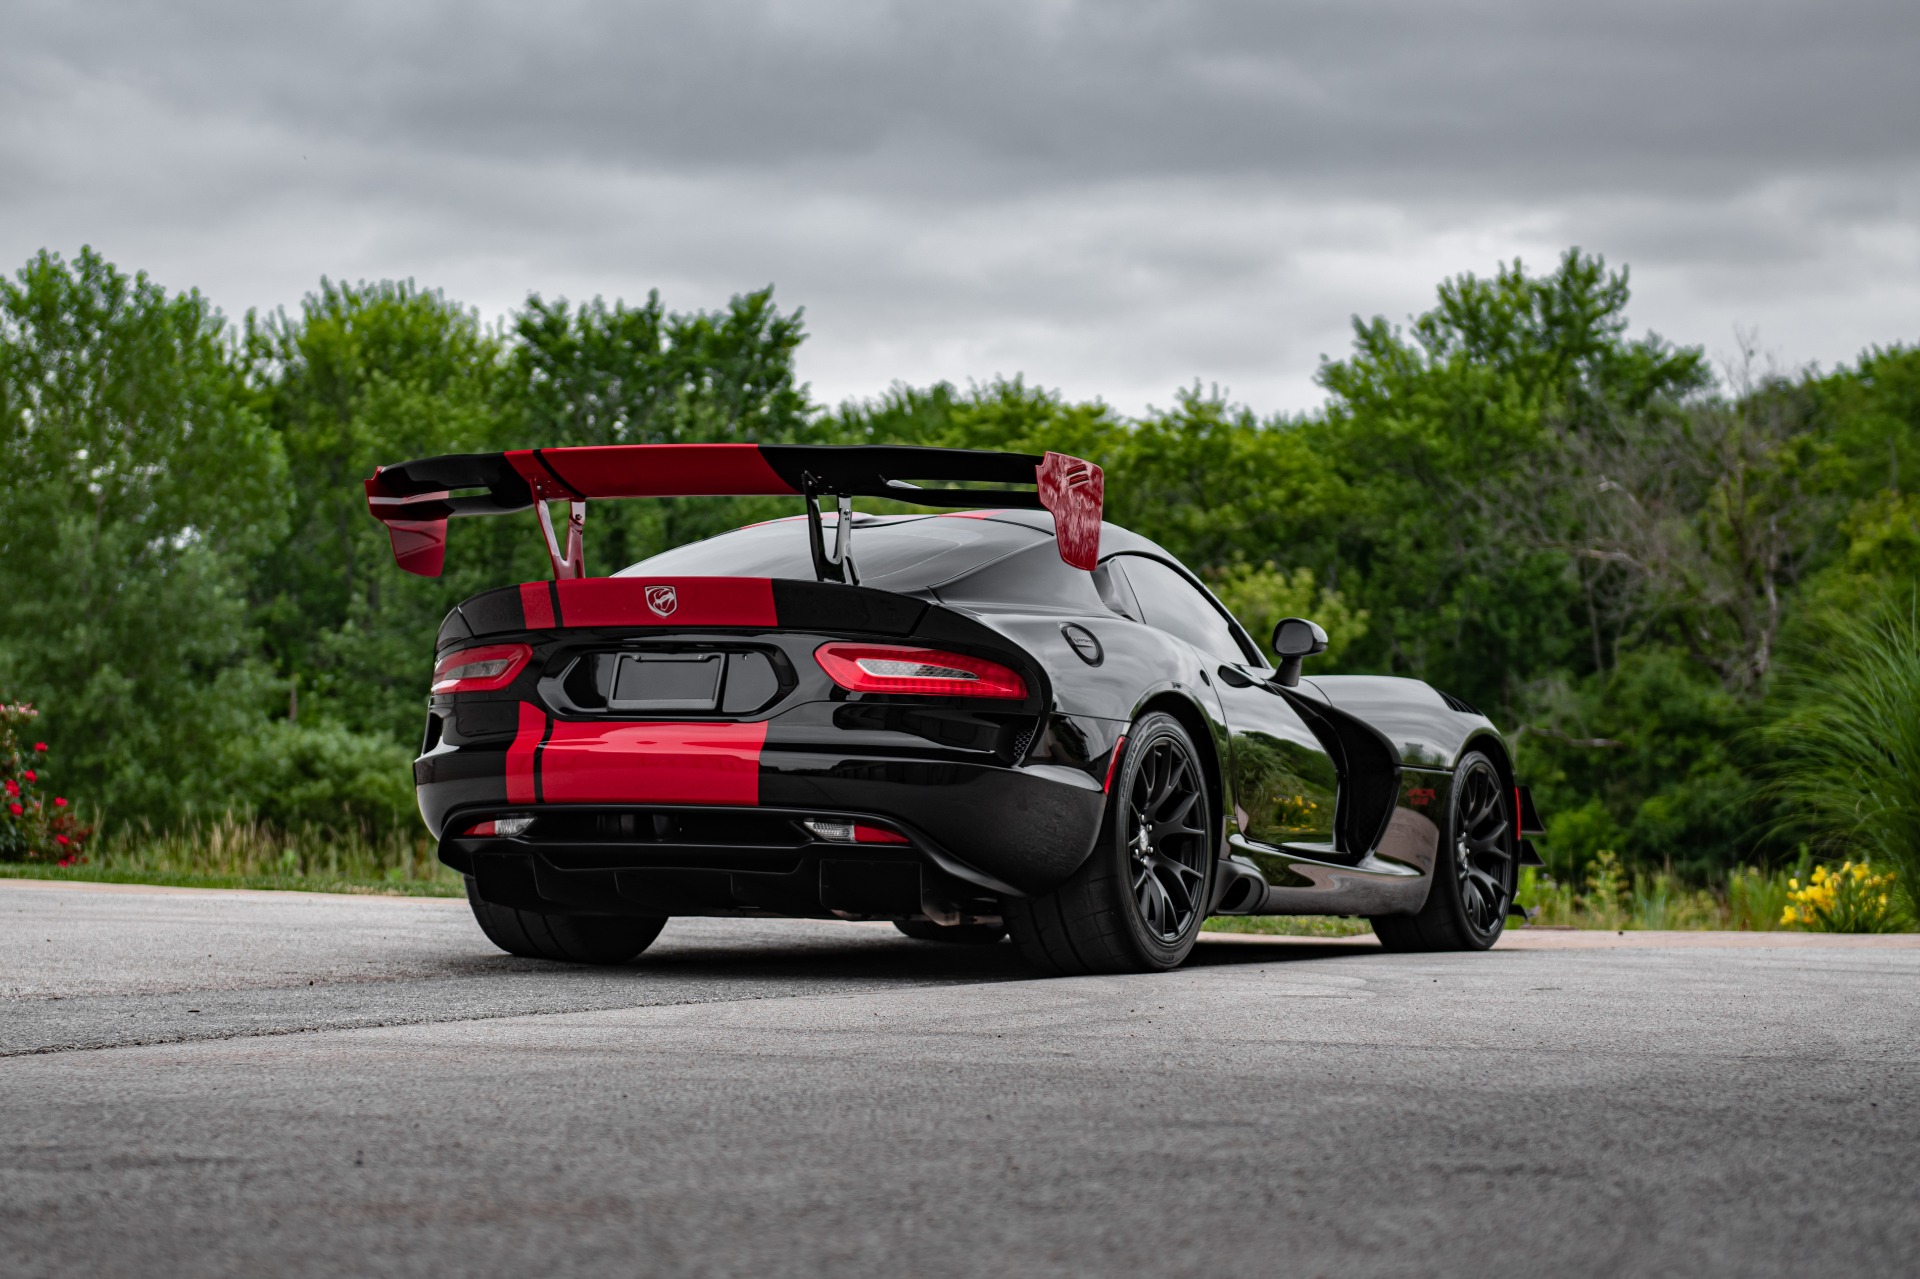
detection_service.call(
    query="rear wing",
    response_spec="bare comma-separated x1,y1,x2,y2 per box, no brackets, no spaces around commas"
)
364,443,1103,581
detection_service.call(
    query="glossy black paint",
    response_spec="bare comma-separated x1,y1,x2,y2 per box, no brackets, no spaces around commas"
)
421,510,1528,922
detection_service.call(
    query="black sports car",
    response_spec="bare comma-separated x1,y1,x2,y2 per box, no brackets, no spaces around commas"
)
367,443,1545,973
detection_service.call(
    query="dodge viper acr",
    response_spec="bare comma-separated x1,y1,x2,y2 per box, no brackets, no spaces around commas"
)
366,443,1546,974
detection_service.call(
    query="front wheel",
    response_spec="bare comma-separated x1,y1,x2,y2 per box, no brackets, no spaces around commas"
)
1370,750,1514,952
464,876,666,964
1006,711,1214,975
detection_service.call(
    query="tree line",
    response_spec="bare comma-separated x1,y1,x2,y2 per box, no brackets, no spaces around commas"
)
2,246,1914,892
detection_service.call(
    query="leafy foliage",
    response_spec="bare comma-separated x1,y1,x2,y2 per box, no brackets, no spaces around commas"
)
0,249,284,822
1764,593,1920,914
1781,861,1907,933
0,244,1914,894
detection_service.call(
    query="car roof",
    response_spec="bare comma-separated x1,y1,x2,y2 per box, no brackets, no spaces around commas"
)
616,509,1181,592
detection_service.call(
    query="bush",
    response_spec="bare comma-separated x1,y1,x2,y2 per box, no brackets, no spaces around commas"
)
0,701,91,863
221,720,418,841
1782,861,1908,933
1765,594,1920,918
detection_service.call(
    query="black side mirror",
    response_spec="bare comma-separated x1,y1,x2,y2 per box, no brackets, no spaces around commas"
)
1270,617,1328,687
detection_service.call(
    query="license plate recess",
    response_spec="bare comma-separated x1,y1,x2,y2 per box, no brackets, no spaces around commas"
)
607,652,724,712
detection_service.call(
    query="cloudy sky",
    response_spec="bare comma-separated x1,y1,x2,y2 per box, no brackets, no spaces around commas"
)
3,0,1915,414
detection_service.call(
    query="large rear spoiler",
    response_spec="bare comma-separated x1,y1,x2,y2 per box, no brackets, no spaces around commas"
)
364,443,1104,581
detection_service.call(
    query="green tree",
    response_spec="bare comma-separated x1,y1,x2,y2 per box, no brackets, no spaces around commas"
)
1313,249,1710,708
246,279,517,742
504,288,813,571
0,248,285,823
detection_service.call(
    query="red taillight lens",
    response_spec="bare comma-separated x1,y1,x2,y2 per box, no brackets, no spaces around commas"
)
432,643,533,694
854,823,909,845
813,643,1027,699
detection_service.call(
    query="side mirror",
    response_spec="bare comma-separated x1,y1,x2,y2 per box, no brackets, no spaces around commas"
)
1270,617,1328,687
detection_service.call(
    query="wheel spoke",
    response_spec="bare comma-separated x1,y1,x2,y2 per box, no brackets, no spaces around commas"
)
1466,818,1510,856
1466,864,1503,905
1119,731,1213,942
1449,762,1513,937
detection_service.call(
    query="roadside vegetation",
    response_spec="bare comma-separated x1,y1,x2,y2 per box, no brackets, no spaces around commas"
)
1,245,1915,927
2,814,461,896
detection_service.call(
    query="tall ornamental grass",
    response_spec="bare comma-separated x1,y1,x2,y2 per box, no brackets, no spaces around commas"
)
1765,597,1920,920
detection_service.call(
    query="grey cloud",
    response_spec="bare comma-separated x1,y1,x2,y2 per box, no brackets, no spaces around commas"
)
0,0,1915,415
8,1,1916,193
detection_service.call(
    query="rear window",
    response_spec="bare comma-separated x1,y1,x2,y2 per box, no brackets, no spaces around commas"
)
615,514,1044,591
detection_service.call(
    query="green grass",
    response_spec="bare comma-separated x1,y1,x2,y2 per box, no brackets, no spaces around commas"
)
2,813,464,897
1201,914,1373,937
1203,860,1913,935
0,861,463,896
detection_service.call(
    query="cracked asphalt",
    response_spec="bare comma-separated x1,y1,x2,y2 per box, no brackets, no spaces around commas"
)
3,879,1917,1278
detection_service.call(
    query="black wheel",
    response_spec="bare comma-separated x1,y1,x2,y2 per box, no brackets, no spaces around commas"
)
464,875,666,965
1371,751,1514,952
1006,711,1214,975
893,919,1008,944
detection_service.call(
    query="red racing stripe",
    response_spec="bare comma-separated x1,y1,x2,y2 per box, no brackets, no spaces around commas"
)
519,581,557,629
552,577,777,628
538,720,768,805
503,450,578,501
505,702,546,803
535,444,799,498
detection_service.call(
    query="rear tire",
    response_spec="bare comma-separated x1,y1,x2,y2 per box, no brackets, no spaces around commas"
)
1370,750,1514,953
1006,711,1214,975
464,875,666,965
893,919,1008,945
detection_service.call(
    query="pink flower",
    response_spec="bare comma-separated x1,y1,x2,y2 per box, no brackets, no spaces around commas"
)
54,834,69,846
3,780,15,798
21,770,35,783
7,803,20,816
53,797,66,808
32,742,46,752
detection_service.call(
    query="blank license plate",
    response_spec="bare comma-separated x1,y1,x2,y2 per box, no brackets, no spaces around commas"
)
607,653,724,712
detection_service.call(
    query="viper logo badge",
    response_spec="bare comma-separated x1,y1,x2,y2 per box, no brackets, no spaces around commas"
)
645,584,678,617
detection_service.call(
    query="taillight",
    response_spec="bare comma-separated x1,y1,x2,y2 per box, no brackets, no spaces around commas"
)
463,816,533,837
814,643,1027,699
432,643,532,694
800,818,912,844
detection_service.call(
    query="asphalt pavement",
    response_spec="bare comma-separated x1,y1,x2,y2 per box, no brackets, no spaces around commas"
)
3,878,1917,1278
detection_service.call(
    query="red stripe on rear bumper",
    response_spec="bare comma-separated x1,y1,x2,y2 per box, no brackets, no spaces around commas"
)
506,702,546,803
538,720,768,805
552,577,777,628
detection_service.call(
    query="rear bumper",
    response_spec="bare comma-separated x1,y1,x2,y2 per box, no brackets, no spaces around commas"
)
427,749,1108,906
446,805,1004,922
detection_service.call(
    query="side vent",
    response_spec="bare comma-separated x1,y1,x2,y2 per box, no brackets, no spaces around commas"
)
1438,689,1483,716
